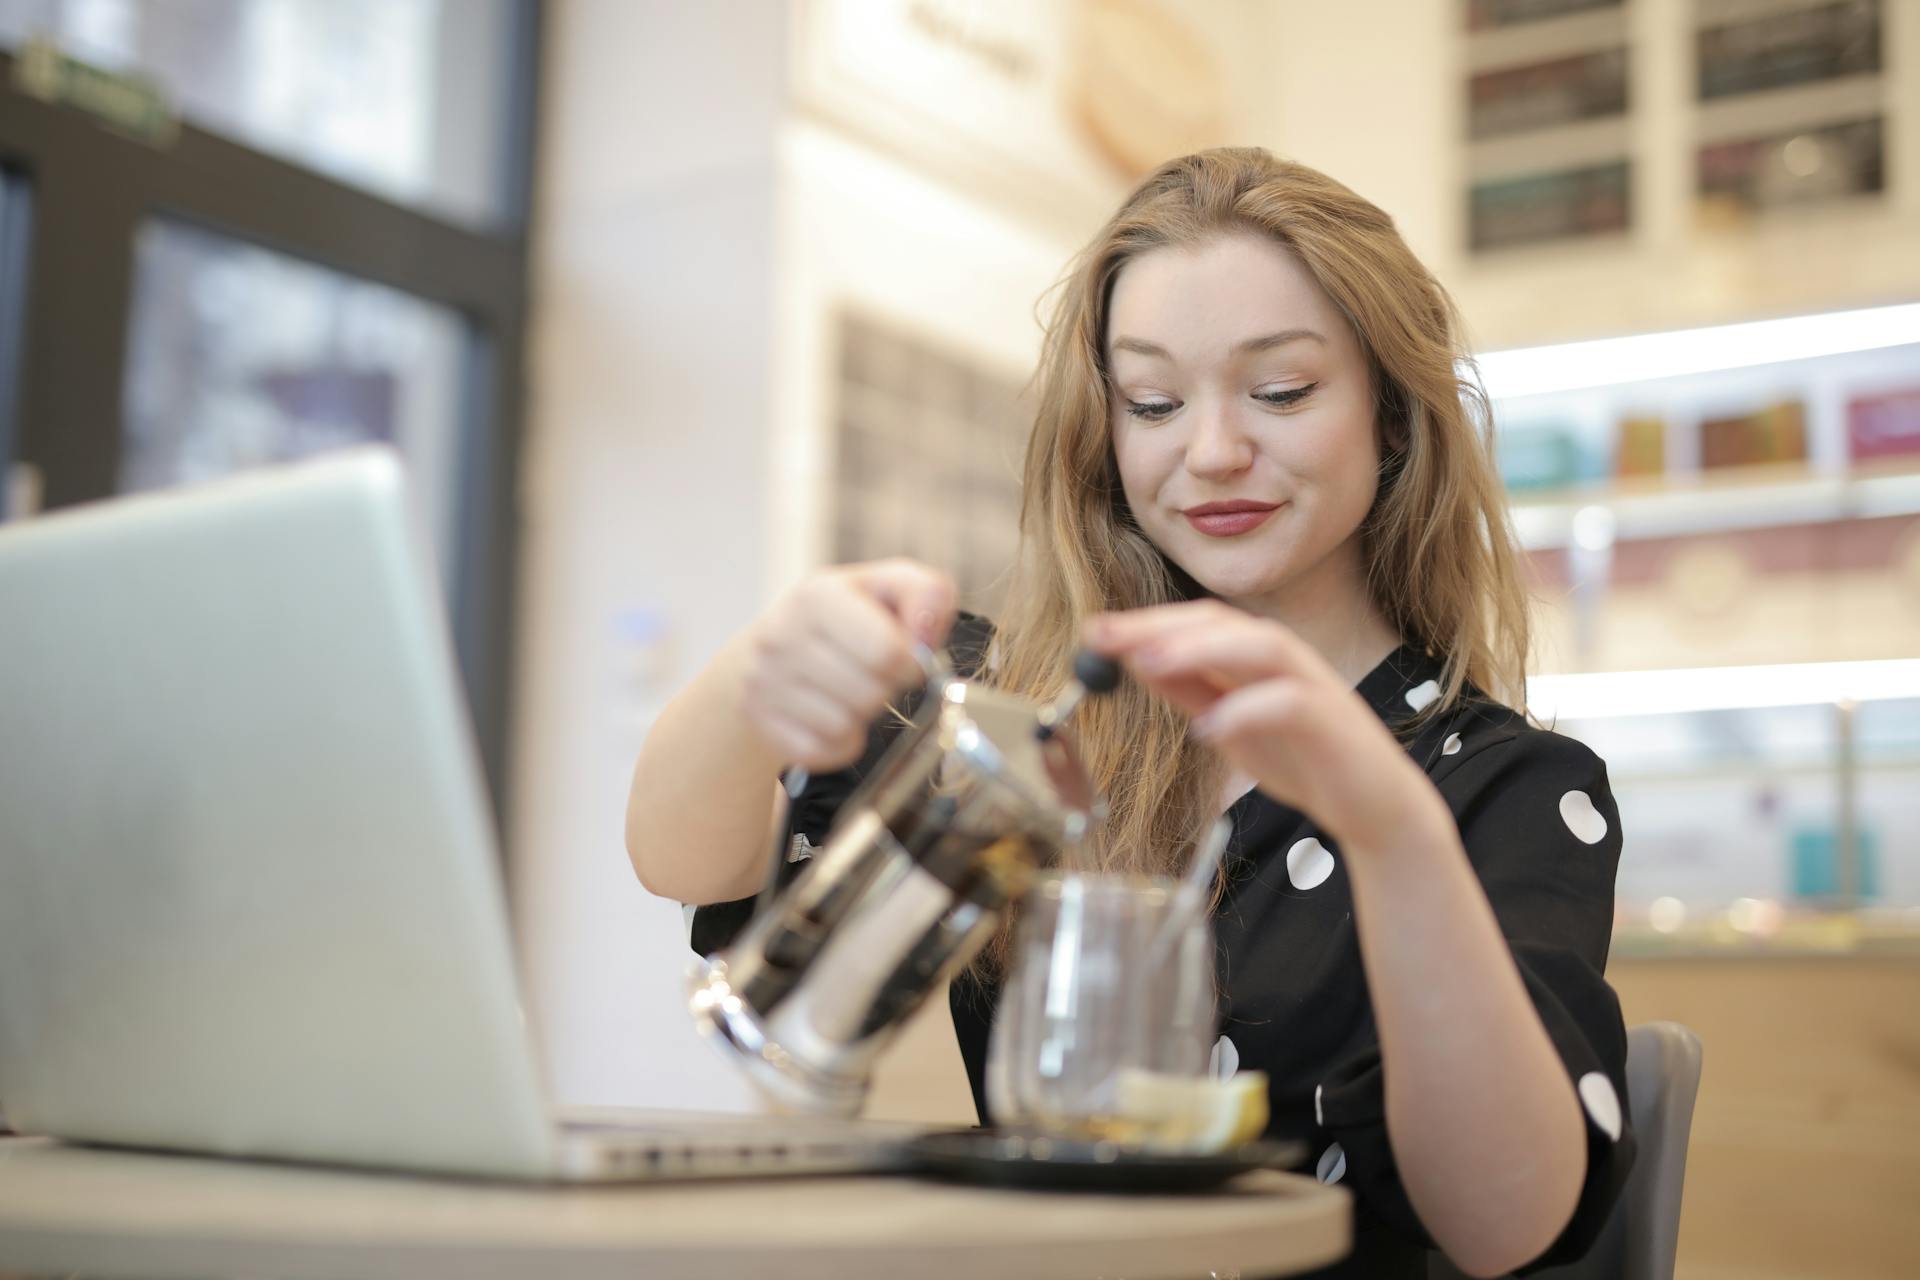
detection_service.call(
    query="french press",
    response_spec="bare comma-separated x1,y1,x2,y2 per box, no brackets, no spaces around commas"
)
687,649,1118,1116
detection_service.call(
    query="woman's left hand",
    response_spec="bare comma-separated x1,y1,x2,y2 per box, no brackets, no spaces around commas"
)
1084,600,1436,850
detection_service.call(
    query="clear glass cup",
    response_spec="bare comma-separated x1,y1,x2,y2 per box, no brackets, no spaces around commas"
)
985,871,1217,1143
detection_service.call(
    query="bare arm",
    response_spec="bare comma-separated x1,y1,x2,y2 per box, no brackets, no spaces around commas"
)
624,632,788,904
624,560,956,905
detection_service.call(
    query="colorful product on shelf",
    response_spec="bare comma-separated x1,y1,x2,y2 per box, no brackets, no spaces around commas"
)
1699,399,1807,471
1696,0,1881,101
1789,824,1879,902
1496,421,1605,493
1470,161,1631,252
1847,387,1920,462
1696,116,1884,224
1467,48,1628,141
1614,414,1665,479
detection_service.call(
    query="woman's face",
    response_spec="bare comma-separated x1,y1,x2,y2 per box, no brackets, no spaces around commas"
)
1105,232,1381,613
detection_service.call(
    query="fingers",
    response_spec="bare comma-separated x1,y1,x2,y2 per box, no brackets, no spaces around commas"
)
743,559,954,770
1129,667,1237,719
1189,679,1313,745
808,582,927,691
1082,599,1240,653
743,617,891,770
754,679,874,772
1131,624,1315,687
791,623,895,713
847,558,959,648
1081,601,1321,693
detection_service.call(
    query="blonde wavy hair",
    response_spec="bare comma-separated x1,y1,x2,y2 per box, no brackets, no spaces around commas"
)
986,146,1532,892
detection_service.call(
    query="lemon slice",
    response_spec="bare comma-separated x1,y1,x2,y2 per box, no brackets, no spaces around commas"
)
1115,1069,1270,1153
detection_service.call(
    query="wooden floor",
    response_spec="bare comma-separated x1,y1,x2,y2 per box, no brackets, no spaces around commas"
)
1610,956,1920,1280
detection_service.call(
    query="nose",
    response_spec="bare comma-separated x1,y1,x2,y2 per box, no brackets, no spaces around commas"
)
1183,398,1255,481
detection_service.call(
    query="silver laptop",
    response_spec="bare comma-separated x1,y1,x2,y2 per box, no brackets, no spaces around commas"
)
0,447,923,1180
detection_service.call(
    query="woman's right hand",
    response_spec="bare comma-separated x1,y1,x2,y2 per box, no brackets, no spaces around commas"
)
738,558,958,772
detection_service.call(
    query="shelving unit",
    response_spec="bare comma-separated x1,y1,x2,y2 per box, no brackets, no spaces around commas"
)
1462,0,1633,252
1509,462,1920,548
1693,0,1887,224
1481,309,1920,533
1460,0,1892,255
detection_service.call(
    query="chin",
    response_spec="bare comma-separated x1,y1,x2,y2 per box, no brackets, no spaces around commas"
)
1167,553,1292,605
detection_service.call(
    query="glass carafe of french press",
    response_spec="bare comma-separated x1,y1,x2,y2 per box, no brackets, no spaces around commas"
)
688,651,1116,1116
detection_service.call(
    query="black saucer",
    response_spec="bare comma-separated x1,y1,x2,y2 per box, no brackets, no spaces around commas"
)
905,1128,1307,1193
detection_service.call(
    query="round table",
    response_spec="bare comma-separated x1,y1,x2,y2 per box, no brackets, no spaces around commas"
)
0,1135,1350,1279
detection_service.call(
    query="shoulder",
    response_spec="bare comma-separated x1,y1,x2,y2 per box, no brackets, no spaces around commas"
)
1419,698,1613,809
1424,706,1621,863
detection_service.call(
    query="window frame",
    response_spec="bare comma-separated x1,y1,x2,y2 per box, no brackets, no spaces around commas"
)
0,7,543,833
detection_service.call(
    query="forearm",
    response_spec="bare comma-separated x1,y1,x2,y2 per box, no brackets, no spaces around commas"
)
625,632,787,904
1341,776,1586,1278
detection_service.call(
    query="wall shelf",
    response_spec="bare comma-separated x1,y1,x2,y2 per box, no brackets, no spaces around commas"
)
1510,463,1920,548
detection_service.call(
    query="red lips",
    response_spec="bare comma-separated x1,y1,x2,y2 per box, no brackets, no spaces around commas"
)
1181,500,1282,537
1182,500,1280,517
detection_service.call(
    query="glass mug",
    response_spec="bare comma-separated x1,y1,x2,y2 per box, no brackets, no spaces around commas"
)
985,870,1218,1144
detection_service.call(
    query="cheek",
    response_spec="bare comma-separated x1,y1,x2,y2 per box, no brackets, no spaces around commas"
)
1110,420,1168,510
1292,401,1381,508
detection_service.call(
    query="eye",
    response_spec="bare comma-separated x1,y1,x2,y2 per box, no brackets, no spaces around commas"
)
1124,398,1179,421
1255,383,1318,409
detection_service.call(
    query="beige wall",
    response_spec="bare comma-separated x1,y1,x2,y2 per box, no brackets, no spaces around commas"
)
510,0,787,1109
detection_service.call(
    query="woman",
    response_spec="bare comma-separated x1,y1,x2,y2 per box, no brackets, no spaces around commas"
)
627,148,1632,1278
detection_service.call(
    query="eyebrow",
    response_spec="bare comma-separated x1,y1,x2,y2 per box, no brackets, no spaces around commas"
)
1109,329,1327,360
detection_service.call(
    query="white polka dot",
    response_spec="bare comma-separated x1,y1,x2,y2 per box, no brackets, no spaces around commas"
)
1210,1035,1240,1080
1405,680,1440,713
1313,1084,1324,1127
1442,733,1462,756
1560,790,1609,844
1578,1071,1622,1142
1316,1142,1347,1184
1286,837,1335,891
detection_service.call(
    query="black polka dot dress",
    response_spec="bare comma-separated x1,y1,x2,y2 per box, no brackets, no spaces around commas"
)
691,617,1636,1277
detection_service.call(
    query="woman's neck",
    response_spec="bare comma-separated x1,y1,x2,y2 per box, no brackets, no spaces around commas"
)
1228,534,1401,688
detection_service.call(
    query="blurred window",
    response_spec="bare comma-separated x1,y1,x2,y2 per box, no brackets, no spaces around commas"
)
0,2,534,807
122,220,468,589
0,0,519,227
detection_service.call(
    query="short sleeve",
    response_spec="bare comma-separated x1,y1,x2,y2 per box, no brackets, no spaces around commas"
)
1314,728,1637,1274
685,611,995,959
